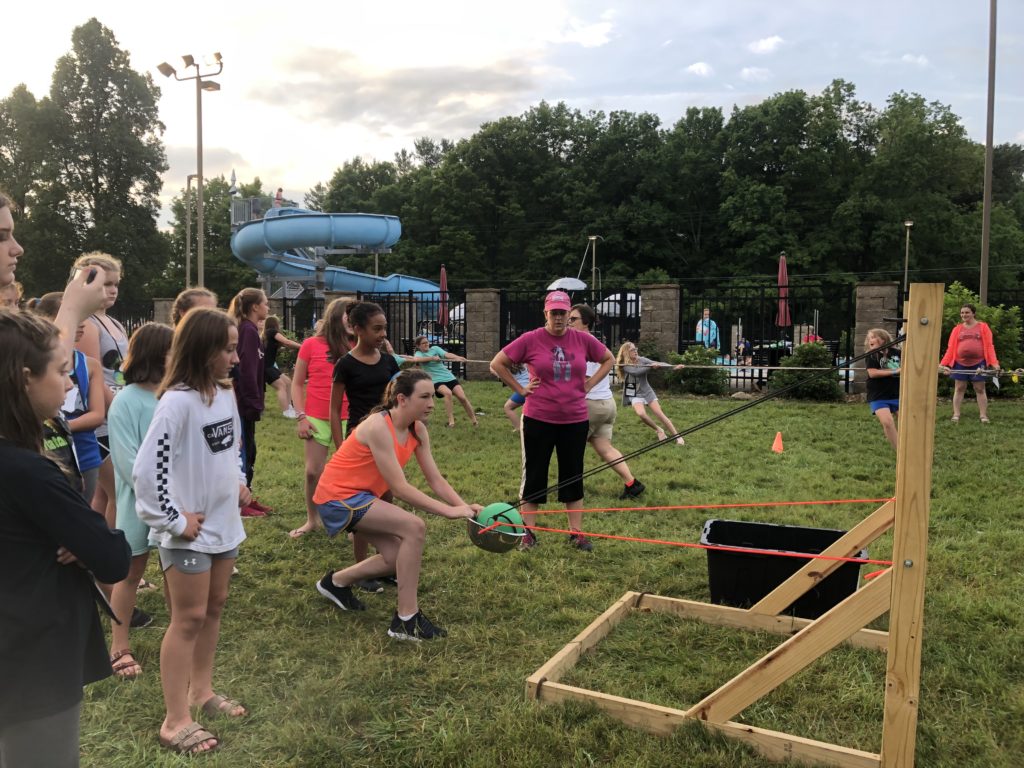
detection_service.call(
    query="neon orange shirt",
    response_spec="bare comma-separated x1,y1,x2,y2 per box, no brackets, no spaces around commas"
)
313,412,419,503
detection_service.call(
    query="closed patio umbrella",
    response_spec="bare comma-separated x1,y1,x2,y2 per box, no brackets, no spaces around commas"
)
776,252,792,330
438,264,448,327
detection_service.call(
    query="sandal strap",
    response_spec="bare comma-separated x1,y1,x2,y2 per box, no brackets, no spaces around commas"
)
168,723,218,753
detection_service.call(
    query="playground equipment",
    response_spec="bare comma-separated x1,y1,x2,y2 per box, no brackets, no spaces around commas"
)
527,283,943,768
229,204,439,294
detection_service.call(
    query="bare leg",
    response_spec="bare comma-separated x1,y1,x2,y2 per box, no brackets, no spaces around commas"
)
186,558,243,716
648,401,683,444
875,407,899,451
503,399,522,430
631,402,662,435
973,381,989,420
565,498,585,533
93,458,117,528
110,554,150,660
291,439,327,537
589,436,634,484
272,375,292,413
952,380,967,419
438,385,455,426
452,384,478,425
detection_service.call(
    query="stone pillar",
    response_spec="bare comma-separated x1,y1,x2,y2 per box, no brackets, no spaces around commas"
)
464,288,500,380
853,282,900,394
153,299,174,325
639,284,680,358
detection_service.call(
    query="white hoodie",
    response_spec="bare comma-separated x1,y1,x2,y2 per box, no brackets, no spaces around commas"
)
134,386,247,553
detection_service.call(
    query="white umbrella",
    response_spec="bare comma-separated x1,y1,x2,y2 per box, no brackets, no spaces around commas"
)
547,277,588,291
448,303,465,322
596,292,641,318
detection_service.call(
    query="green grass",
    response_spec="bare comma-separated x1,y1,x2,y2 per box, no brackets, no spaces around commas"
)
81,383,1024,767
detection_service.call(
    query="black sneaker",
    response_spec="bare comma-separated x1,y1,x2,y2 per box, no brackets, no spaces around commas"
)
130,607,153,628
567,532,594,552
387,611,447,641
355,578,384,594
379,575,398,587
316,572,366,611
620,479,646,499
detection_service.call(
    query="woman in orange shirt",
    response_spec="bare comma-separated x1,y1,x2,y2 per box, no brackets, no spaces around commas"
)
312,369,481,641
939,303,1000,423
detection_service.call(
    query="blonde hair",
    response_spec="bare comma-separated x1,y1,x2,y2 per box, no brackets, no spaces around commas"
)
172,287,217,326
615,342,637,380
863,328,893,353
227,287,266,322
70,251,122,278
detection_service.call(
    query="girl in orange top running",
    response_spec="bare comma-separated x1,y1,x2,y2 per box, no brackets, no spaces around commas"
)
312,369,481,640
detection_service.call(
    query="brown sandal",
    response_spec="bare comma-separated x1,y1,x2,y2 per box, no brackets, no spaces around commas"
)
199,693,247,719
110,648,142,679
160,722,219,755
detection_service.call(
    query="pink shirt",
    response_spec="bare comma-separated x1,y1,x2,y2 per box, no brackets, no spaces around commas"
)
501,327,609,424
298,336,348,420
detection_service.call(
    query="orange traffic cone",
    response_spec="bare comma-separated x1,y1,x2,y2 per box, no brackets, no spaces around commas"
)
771,432,784,453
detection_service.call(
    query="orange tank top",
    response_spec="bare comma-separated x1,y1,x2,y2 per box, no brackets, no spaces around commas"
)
313,412,420,503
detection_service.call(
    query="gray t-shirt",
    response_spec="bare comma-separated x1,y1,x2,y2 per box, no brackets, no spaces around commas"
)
622,357,658,405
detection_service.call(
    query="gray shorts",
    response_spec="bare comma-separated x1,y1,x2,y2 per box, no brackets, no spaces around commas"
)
158,546,239,574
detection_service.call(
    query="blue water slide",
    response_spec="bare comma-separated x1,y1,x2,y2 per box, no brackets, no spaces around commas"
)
230,207,439,293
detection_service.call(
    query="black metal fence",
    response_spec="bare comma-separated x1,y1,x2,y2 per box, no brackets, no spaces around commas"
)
109,301,155,337
358,290,467,376
499,287,640,349
281,296,325,338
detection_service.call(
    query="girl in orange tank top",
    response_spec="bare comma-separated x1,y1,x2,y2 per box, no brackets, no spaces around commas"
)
312,369,482,641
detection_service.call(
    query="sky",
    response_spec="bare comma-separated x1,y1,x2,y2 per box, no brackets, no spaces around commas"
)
5,0,1024,222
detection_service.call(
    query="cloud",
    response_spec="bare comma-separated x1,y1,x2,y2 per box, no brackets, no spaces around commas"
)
748,35,784,54
549,11,615,48
256,50,538,138
740,67,771,83
901,53,929,68
686,62,714,77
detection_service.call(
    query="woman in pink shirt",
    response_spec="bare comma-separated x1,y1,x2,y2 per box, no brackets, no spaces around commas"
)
290,299,352,537
490,291,613,552
939,303,999,424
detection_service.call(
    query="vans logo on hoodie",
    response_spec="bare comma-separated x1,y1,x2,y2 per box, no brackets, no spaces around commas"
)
202,418,234,454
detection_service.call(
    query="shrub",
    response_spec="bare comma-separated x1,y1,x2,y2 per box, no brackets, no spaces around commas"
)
275,328,300,372
663,345,728,396
770,341,843,401
939,282,1023,398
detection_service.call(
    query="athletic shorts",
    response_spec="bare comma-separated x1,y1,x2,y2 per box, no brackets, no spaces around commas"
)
433,379,458,396
586,398,616,440
950,361,989,382
306,415,342,448
508,391,526,406
520,416,589,505
317,492,377,536
265,366,282,385
96,433,111,460
158,546,239,574
869,398,899,415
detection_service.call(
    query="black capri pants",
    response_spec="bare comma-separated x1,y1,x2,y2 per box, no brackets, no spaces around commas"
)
519,416,590,505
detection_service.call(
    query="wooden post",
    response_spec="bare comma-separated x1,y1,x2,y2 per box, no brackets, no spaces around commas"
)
880,284,942,766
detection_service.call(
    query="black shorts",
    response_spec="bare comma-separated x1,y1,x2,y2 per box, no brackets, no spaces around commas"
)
519,416,590,505
433,379,458,396
265,366,282,385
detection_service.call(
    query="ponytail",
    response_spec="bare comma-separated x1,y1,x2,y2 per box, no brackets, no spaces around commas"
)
371,369,431,418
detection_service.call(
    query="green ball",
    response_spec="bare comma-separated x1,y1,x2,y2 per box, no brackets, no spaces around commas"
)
476,503,524,534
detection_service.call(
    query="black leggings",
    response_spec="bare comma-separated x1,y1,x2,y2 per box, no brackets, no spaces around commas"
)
519,416,589,504
241,417,258,488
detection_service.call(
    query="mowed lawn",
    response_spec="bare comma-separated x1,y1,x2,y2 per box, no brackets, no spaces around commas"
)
81,381,1024,767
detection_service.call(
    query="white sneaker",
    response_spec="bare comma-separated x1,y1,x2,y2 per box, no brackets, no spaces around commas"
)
283,407,298,419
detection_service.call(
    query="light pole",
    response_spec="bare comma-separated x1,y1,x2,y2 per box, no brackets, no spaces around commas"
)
158,53,223,288
587,235,603,302
184,173,198,287
902,220,914,301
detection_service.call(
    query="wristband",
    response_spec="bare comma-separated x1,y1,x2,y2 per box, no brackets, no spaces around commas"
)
296,412,308,420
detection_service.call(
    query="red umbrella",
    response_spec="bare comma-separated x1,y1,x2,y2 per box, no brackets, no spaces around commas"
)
776,253,792,328
438,264,448,327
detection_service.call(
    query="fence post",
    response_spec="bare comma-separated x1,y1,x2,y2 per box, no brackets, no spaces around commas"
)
465,288,501,380
639,283,680,358
854,282,900,395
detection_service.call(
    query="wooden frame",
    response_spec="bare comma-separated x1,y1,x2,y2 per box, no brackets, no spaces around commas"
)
527,284,943,768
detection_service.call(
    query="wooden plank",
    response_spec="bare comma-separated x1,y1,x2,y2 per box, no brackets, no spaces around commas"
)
525,591,637,699
880,284,942,768
535,681,880,768
684,570,892,723
750,500,895,616
638,594,889,652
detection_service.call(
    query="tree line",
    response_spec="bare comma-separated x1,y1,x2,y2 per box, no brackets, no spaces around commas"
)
3,18,1023,304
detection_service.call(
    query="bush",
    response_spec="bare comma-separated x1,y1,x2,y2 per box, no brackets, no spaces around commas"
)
663,346,729,396
770,342,843,401
939,282,1023,398
275,328,301,373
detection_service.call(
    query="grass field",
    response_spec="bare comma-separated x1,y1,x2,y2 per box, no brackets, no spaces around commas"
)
80,381,1023,767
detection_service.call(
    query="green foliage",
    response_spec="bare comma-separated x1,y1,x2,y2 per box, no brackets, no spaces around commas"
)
771,342,843,401
274,328,300,372
664,346,728,395
940,282,1024,397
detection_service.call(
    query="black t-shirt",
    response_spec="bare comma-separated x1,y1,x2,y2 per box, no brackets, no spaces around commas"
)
264,333,279,370
865,350,900,402
332,352,400,428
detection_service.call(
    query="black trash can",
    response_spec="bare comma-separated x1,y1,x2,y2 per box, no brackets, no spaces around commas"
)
701,519,866,619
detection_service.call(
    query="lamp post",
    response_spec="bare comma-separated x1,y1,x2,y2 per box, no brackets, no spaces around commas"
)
158,53,223,288
902,220,914,301
184,173,198,287
586,235,603,303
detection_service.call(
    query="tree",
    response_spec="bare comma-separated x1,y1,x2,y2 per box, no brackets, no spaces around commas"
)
304,182,328,212
0,85,43,212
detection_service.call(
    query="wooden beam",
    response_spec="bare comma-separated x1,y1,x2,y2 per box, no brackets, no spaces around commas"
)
637,594,889,652
749,500,895,616
525,590,637,699
880,284,942,767
684,570,892,723
535,681,880,768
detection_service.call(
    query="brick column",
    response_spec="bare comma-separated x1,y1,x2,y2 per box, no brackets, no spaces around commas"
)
464,288,500,380
853,282,900,394
639,284,680,358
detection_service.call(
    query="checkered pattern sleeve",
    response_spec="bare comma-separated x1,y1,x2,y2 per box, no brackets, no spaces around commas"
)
133,396,188,538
